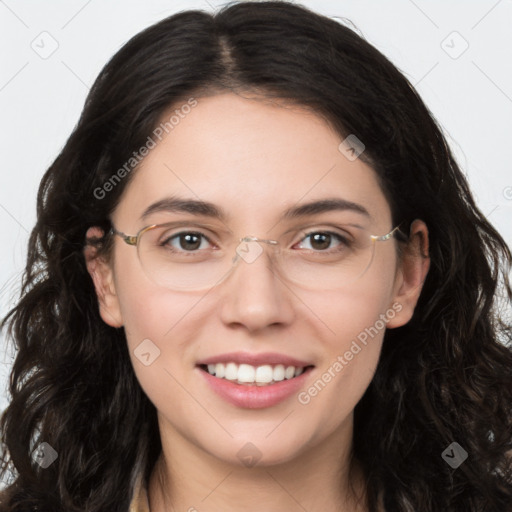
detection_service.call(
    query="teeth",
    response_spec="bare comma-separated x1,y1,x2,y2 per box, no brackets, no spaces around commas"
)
204,362,307,385
285,366,295,379
225,362,238,380
216,363,225,378
255,365,273,383
273,364,285,381
238,364,256,383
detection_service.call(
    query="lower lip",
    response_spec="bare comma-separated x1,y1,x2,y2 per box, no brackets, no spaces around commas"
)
197,366,314,409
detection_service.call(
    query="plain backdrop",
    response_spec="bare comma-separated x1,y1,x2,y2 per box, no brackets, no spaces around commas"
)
1,0,511,416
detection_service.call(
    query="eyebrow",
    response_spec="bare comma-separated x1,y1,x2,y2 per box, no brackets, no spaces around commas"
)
140,196,371,222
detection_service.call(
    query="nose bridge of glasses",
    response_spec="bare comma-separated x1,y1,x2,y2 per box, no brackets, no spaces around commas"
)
239,235,279,246
230,235,282,271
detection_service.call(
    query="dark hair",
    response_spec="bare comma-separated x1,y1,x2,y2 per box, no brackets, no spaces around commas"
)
1,2,511,511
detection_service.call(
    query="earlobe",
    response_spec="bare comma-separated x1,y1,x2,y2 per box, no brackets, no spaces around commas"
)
84,227,124,328
386,219,430,328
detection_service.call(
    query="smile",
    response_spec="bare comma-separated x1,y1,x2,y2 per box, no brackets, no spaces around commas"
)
196,363,315,409
199,362,311,386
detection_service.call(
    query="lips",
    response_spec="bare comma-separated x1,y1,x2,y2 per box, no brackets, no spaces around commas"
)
195,351,315,409
196,351,313,368
197,364,314,409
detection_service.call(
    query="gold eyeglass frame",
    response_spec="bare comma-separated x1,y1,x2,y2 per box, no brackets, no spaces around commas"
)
110,222,407,248
108,221,408,290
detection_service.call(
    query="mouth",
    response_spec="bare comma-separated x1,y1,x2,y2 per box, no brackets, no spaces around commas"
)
197,362,315,386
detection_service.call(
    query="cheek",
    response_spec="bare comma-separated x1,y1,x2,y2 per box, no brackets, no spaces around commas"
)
300,274,396,426
115,282,206,417
319,263,397,348
111,251,199,380
116,278,200,359
112,246,192,339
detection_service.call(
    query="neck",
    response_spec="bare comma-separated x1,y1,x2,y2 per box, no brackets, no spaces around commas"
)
147,414,367,512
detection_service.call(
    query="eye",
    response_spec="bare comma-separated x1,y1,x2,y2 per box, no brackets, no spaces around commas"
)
295,231,351,252
161,231,214,252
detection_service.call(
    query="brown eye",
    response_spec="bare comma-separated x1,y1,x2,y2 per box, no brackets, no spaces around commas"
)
160,231,212,252
296,231,351,252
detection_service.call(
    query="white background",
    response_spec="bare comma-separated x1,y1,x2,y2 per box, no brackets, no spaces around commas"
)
1,0,511,414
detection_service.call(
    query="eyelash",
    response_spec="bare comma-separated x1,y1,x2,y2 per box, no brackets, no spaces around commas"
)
298,230,352,251
160,229,352,253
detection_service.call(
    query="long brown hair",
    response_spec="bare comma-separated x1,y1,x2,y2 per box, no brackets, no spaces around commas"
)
1,2,511,510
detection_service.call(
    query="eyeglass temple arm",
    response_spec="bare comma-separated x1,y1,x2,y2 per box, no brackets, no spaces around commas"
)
371,223,409,242
110,227,138,246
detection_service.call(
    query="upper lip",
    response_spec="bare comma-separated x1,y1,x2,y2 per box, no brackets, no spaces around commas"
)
196,351,314,368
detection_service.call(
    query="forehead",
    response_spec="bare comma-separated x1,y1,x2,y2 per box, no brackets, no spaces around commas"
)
112,92,392,230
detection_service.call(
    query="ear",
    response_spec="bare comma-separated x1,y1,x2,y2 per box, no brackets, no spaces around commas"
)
386,219,430,328
84,227,123,328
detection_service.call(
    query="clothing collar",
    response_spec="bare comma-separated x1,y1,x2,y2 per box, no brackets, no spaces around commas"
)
129,472,150,512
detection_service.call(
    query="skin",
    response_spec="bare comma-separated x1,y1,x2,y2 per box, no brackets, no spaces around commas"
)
85,92,430,512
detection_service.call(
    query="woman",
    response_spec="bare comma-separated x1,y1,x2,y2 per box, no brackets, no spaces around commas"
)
1,2,511,511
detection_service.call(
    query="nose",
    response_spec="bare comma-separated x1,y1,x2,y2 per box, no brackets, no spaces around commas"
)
217,237,295,332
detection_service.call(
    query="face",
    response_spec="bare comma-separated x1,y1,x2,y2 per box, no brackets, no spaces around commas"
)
86,92,428,468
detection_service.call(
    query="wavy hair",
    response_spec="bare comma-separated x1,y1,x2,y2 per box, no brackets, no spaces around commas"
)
1,2,511,510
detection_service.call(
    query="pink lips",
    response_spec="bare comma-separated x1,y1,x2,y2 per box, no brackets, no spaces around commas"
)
195,351,315,409
197,366,314,409
196,351,313,368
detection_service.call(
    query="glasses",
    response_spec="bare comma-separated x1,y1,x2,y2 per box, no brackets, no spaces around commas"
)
110,220,408,292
